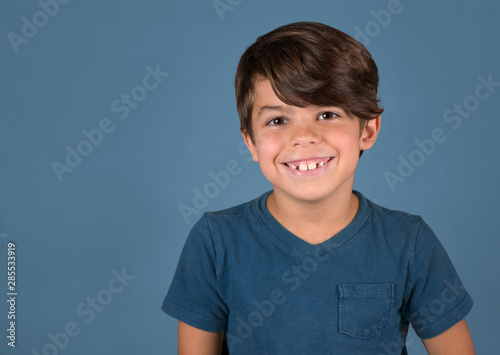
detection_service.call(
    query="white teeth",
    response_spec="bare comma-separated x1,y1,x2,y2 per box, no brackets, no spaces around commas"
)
288,159,329,171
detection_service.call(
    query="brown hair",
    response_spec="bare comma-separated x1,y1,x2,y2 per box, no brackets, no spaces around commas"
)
235,21,384,144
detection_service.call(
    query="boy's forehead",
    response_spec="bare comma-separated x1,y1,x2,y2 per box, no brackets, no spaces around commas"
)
252,79,302,110
252,78,351,117
253,78,280,104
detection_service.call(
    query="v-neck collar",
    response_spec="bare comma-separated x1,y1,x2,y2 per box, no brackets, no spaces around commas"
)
254,190,370,257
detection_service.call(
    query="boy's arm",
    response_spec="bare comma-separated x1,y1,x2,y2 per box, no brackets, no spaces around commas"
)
178,321,224,355
421,319,475,355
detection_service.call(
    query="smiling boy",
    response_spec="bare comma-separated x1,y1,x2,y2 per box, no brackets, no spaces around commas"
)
242,78,375,247
162,22,474,354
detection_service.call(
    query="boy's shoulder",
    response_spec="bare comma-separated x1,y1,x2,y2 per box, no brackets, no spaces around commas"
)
361,192,426,236
189,190,439,272
190,192,269,237
363,193,422,222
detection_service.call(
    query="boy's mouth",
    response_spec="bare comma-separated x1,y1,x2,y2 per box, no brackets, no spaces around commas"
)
284,157,333,171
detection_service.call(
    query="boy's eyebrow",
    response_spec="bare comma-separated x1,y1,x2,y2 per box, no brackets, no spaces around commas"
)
257,105,288,119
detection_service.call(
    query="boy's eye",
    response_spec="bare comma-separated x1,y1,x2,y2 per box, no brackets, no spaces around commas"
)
267,117,286,126
318,111,338,120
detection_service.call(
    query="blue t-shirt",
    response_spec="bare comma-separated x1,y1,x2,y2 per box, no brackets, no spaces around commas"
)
162,191,473,354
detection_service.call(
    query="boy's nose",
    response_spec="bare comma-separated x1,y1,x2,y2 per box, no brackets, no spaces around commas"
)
290,124,321,147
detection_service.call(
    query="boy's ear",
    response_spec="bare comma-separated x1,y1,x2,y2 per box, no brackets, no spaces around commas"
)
241,130,259,162
359,116,381,151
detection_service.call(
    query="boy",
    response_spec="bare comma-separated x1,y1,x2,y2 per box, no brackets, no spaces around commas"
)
162,22,474,354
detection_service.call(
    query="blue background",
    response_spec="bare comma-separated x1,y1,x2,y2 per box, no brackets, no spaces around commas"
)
1,0,499,354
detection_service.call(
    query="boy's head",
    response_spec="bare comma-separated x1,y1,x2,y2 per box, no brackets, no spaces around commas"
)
235,21,384,150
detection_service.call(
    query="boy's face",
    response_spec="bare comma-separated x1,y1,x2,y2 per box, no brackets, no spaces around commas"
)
242,78,380,205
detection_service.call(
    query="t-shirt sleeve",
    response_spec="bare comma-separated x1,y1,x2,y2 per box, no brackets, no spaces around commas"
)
402,217,473,339
161,214,228,332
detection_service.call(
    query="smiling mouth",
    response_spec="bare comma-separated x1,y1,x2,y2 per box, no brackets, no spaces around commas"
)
284,157,333,171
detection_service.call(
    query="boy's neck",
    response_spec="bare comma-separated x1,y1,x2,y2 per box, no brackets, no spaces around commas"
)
265,188,359,245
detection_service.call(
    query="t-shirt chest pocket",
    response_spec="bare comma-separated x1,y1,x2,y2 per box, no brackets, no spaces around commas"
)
338,283,394,339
